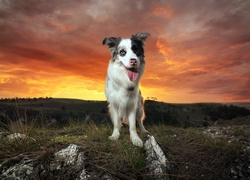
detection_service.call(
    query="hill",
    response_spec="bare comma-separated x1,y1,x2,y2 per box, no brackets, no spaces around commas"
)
0,98,249,127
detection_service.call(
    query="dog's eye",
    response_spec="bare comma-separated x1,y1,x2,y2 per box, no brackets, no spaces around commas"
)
119,49,126,56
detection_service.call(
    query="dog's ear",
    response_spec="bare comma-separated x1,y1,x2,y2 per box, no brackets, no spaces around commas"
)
102,37,121,48
132,32,150,44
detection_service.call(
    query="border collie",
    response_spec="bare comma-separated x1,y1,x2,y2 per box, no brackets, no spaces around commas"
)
102,32,150,147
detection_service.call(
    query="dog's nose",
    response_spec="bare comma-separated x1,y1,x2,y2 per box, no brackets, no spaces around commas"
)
130,59,137,66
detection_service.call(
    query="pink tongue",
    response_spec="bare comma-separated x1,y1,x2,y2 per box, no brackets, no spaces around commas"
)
126,68,138,82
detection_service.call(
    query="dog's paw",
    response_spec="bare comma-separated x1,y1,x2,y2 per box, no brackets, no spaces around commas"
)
109,135,119,141
109,129,120,141
109,131,120,141
131,136,143,147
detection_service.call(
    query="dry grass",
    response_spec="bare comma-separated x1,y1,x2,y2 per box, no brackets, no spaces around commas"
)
148,125,244,179
0,112,247,179
0,118,148,179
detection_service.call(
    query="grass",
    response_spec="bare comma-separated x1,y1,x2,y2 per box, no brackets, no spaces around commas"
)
149,125,245,179
0,111,248,179
0,117,148,179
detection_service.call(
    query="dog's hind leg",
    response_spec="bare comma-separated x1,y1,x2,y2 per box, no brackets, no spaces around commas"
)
136,104,148,134
138,118,148,134
109,106,121,141
136,93,148,134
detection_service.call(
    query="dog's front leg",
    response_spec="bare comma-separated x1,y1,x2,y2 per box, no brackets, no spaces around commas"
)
128,112,143,147
109,106,120,140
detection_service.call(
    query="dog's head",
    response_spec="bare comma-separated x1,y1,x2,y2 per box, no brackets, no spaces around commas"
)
103,32,150,82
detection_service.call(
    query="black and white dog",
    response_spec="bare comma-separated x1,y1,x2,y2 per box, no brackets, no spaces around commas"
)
103,32,150,147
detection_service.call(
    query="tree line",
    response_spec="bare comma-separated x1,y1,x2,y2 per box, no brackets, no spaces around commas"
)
0,97,53,102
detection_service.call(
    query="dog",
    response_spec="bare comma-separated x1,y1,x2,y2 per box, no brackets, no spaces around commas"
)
102,32,150,147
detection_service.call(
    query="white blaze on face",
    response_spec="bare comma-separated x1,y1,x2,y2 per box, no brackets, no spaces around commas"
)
117,39,140,82
117,39,140,68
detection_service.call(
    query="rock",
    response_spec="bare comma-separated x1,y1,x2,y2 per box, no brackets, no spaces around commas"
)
51,144,85,169
3,132,35,143
144,135,172,179
7,133,27,140
0,144,88,180
0,154,35,180
50,144,87,179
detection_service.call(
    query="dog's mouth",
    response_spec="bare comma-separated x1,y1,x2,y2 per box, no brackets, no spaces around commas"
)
126,67,138,82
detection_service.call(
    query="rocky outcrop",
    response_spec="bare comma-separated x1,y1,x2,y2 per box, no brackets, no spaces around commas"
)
0,134,171,179
51,144,87,179
0,155,35,179
144,135,172,179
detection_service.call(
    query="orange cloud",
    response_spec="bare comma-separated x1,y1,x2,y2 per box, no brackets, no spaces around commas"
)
156,39,173,56
152,5,174,19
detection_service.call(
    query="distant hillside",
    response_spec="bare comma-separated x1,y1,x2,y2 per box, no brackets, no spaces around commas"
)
0,98,249,127
227,102,250,110
0,98,109,126
144,100,250,127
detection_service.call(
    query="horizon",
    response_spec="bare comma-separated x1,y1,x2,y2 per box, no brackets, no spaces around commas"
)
1,96,250,105
0,0,250,103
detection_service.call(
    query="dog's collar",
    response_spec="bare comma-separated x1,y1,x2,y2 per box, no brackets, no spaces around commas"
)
128,87,135,91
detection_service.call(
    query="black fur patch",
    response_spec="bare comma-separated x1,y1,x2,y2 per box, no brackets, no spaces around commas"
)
128,86,135,91
102,37,121,48
130,38,144,58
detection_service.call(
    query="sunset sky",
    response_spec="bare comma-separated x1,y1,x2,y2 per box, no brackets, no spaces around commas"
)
0,0,250,103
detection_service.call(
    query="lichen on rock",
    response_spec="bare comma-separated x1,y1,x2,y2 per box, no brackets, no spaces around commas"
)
144,135,172,179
